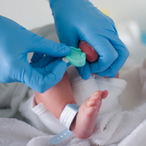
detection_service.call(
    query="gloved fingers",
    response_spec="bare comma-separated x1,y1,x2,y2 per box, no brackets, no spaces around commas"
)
76,61,91,80
62,31,79,48
17,59,67,93
30,53,44,64
85,36,118,73
96,34,129,77
0,74,17,83
104,15,118,34
51,20,79,48
43,60,67,91
109,33,129,56
36,58,65,74
30,55,56,68
26,31,71,57
37,55,57,68
97,44,129,77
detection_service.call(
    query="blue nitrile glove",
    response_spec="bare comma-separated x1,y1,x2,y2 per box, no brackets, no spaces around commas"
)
30,54,65,77
0,16,71,93
49,0,129,79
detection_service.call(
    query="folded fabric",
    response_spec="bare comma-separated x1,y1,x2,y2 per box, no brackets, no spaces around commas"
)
19,67,128,145
0,82,28,118
0,118,48,146
1,24,146,146
18,57,146,146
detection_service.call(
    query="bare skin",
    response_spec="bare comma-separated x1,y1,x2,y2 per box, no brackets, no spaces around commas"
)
70,90,108,139
35,72,76,119
35,72,108,139
34,41,109,139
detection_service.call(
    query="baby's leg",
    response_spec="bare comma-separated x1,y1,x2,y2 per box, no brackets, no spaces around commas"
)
70,90,108,139
35,72,108,139
35,71,75,119
35,41,108,139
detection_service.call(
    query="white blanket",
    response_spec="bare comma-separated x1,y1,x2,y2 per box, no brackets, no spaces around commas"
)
18,57,146,146
0,24,146,146
1,59,146,146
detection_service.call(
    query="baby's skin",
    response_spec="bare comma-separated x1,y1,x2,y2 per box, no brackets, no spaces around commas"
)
70,90,108,139
35,42,108,139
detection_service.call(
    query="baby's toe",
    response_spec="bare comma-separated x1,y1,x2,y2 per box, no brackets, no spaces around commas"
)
87,106,97,117
87,99,96,107
91,91,101,97
101,90,108,99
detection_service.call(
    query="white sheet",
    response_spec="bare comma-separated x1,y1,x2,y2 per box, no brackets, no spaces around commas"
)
0,24,146,146
18,57,146,146
0,82,28,118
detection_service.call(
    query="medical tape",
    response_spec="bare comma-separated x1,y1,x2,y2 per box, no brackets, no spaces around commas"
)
50,104,79,145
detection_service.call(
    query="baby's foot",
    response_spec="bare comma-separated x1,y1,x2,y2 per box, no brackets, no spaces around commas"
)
70,90,108,139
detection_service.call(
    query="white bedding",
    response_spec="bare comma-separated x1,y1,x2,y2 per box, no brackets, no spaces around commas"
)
0,24,146,146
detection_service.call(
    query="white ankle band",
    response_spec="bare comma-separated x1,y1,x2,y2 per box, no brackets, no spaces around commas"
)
59,104,79,129
50,104,79,145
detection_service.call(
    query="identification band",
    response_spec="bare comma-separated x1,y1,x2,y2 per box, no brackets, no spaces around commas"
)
50,104,79,145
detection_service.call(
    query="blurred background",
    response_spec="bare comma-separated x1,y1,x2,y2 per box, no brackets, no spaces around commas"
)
0,0,145,30
1,0,146,64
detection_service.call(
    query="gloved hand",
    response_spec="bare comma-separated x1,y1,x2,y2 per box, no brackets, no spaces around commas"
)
0,16,71,93
49,0,129,79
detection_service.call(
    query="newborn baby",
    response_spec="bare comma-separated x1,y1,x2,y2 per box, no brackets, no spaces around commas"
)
34,41,120,139
35,74,108,139
19,41,126,143
34,41,107,139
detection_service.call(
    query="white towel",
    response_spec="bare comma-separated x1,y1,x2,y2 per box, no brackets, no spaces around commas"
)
1,24,146,146
18,57,146,146
0,82,28,118
118,118,146,146
0,118,50,146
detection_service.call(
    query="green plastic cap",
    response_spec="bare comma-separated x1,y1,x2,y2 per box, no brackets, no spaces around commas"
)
65,47,86,67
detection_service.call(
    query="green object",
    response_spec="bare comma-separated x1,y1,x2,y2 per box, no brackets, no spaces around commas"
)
65,47,86,67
